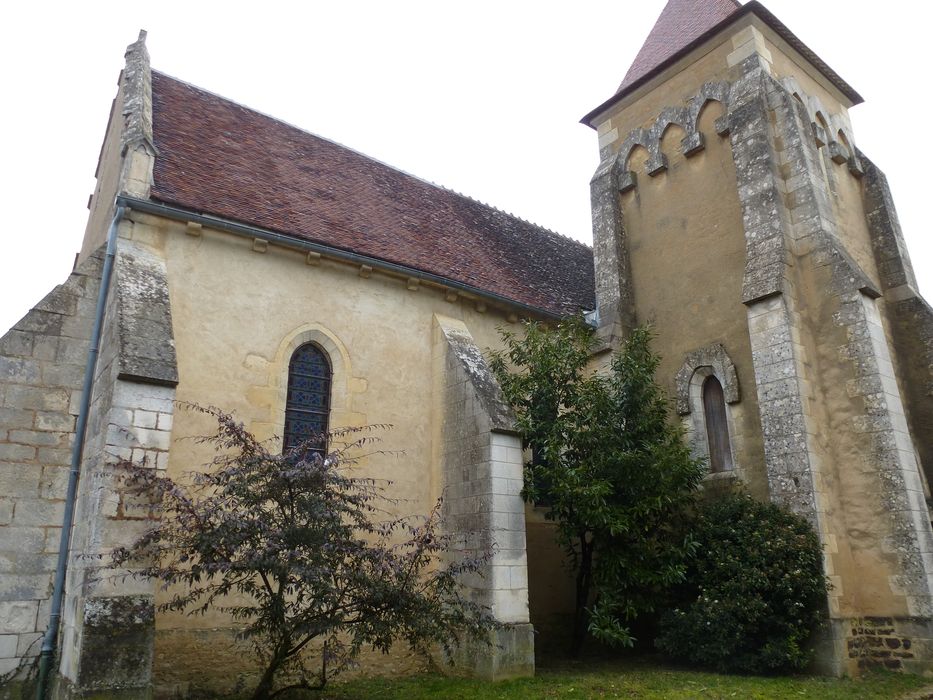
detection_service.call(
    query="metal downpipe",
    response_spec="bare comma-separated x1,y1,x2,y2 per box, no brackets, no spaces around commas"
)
35,205,125,700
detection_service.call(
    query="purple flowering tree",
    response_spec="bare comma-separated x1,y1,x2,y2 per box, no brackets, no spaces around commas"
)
112,405,494,699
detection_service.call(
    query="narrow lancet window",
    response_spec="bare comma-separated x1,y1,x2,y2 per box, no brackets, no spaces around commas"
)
702,375,733,473
283,343,332,456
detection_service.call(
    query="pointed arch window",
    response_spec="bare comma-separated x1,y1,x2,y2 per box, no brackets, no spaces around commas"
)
283,343,332,455
702,375,733,473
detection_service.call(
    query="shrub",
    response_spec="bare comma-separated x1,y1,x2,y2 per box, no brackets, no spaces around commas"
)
112,406,495,699
657,493,827,673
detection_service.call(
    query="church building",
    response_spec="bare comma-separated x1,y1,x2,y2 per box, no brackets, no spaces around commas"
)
1,0,931,696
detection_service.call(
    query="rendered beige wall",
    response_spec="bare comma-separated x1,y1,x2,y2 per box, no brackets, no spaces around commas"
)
611,104,767,497
118,212,571,692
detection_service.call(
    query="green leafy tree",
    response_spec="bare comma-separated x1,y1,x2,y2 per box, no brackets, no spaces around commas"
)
112,406,494,699
490,320,704,653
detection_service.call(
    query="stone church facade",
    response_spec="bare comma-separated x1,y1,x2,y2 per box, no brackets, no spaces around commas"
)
1,0,931,695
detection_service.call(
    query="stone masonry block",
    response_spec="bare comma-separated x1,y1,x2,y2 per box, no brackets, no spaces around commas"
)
0,527,45,557
0,634,17,658
490,460,522,482
16,631,42,657
509,565,528,589
2,385,69,412
106,422,137,448
30,335,60,362
0,443,37,462
7,429,65,447
0,407,35,430
490,443,510,463
0,601,39,632
133,410,158,429
0,464,40,498
34,411,76,433
0,551,57,577
43,528,61,554
68,389,83,416
36,447,71,466
758,377,801,402
56,336,88,365
492,589,530,624
0,357,41,384
60,314,94,341
131,427,171,451
0,331,34,357
40,362,87,388
39,466,69,500
112,383,173,414
11,499,65,527
13,310,64,336
108,407,134,428
156,412,172,431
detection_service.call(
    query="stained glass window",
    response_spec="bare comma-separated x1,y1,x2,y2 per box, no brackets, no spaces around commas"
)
284,343,332,456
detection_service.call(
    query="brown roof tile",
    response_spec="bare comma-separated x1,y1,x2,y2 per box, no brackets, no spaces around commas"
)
618,0,741,93
149,72,595,317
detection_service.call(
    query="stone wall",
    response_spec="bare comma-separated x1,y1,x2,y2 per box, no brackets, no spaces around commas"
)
0,251,103,680
845,617,929,672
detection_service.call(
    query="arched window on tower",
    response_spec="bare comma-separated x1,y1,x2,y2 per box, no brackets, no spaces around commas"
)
283,343,332,456
676,345,740,476
702,375,733,473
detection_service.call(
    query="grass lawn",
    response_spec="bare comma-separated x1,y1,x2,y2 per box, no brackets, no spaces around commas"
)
311,659,931,699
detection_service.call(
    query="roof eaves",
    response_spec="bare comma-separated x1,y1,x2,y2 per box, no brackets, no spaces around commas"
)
118,194,582,320
580,0,862,128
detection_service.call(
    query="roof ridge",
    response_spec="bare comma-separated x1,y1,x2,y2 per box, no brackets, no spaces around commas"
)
151,69,590,252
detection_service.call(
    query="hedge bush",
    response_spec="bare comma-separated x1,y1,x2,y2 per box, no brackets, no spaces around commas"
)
657,493,827,673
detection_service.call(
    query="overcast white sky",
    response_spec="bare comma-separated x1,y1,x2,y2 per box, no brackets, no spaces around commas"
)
0,1,928,335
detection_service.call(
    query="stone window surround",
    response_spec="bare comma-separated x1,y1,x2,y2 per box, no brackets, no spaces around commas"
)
269,324,352,443
675,344,740,477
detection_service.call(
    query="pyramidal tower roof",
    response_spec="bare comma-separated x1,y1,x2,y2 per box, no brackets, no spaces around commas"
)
582,0,861,126
617,0,742,93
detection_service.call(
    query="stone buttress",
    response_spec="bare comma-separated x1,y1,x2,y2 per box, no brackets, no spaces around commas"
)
430,315,534,680
53,236,178,699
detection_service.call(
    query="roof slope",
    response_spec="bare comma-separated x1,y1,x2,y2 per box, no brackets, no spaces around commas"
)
618,0,741,93
583,0,860,126
149,72,595,317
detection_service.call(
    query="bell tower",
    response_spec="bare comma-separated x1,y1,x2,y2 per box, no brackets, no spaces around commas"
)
583,0,933,675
